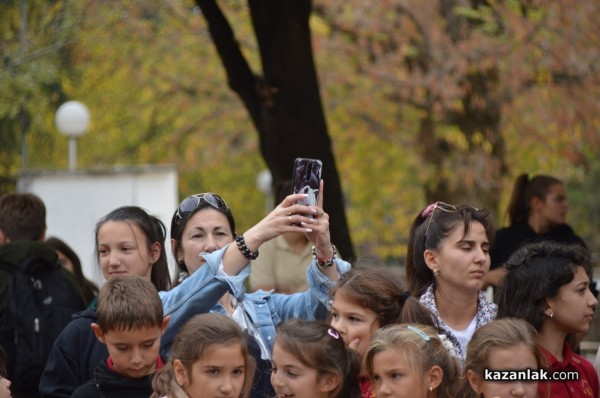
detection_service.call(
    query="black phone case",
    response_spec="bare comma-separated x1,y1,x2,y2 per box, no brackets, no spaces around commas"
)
291,158,322,206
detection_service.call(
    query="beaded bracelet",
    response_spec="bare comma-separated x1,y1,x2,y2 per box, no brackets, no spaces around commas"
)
235,234,259,260
311,244,337,268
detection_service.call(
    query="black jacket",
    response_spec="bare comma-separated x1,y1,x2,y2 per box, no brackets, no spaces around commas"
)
0,241,86,398
71,359,156,398
490,222,586,269
0,241,84,315
39,308,109,398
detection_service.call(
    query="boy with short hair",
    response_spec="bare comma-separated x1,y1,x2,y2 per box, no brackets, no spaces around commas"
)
71,275,169,398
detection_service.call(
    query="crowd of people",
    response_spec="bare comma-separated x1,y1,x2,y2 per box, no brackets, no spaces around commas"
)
0,173,598,398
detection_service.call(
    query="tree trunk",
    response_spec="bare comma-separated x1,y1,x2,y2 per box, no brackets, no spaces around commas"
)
196,0,355,260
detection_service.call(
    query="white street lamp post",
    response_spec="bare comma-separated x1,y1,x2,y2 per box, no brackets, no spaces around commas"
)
55,101,90,171
256,169,273,214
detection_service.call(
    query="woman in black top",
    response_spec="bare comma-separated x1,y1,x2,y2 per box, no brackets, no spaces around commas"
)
485,173,585,288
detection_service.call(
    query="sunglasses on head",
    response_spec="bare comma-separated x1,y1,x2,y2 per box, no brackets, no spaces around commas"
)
422,201,479,239
173,193,230,229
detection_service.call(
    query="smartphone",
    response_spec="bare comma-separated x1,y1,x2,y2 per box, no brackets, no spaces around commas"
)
291,158,322,206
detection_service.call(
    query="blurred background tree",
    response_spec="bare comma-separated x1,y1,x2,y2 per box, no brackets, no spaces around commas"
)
194,0,354,259
1,0,598,263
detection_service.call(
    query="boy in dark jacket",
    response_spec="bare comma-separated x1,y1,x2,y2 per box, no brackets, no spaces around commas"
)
71,276,169,398
0,193,85,398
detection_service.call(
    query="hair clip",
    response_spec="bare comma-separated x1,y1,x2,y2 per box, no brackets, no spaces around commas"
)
421,203,437,219
438,334,455,352
328,328,340,339
407,325,430,342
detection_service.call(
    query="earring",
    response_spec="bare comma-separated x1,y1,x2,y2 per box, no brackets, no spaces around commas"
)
433,269,439,277
429,386,433,392
549,312,554,318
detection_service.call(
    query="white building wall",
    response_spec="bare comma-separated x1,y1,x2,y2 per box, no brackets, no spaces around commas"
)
17,165,178,287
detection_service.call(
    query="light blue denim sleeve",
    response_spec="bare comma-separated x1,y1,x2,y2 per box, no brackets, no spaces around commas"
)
267,258,351,322
306,258,351,308
159,243,250,349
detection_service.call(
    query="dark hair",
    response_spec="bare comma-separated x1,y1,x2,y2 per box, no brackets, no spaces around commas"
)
95,206,171,291
406,203,494,297
458,318,546,398
0,345,6,378
274,179,293,206
96,275,163,333
365,324,459,398
152,313,255,398
170,193,236,278
332,262,436,328
506,174,563,225
496,241,592,331
46,236,99,305
0,192,46,241
275,320,361,398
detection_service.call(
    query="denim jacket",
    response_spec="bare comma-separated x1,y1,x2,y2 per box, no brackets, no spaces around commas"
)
187,244,351,398
159,246,249,351
210,248,351,353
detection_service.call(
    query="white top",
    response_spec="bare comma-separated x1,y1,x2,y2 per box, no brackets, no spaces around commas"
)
231,302,271,360
445,316,477,355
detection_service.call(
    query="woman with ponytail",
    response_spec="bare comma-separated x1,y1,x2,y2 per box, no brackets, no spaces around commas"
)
405,202,496,367
486,174,585,288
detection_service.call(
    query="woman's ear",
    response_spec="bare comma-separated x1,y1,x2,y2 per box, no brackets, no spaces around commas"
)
531,195,544,212
171,238,182,263
544,297,556,319
424,249,439,272
466,369,483,395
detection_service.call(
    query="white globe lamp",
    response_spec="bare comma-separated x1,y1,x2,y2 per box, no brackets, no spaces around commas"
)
256,169,273,213
55,101,90,170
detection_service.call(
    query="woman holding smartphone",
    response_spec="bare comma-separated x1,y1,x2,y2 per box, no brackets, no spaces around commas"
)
170,181,350,398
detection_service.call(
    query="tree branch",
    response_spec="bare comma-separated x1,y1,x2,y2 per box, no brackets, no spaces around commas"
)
195,0,263,133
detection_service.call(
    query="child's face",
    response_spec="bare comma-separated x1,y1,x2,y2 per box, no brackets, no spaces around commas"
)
425,221,490,293
270,343,332,398
97,221,159,281
468,344,539,398
0,375,11,398
93,323,165,379
370,347,428,398
546,266,597,334
330,290,379,359
176,343,246,398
